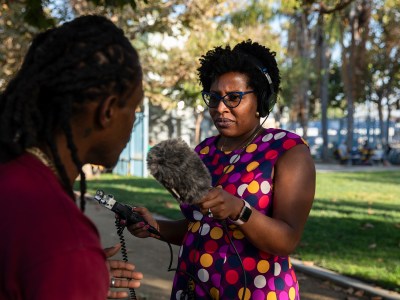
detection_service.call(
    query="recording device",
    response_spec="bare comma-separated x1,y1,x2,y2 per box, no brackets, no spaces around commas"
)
93,190,159,235
147,138,212,204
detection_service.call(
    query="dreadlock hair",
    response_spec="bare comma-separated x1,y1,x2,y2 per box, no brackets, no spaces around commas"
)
198,39,280,117
0,15,142,211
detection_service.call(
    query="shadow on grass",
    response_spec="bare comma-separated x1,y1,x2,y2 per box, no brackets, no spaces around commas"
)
295,198,400,292
321,171,400,186
312,197,399,219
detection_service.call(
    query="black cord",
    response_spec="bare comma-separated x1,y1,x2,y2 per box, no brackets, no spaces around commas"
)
221,220,247,300
115,219,137,300
209,124,268,299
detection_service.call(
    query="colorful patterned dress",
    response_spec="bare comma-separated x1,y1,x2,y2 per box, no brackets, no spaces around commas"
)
171,128,307,300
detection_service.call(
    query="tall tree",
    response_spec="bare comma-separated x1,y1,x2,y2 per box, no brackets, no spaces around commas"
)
367,0,400,149
339,0,371,154
280,1,313,140
314,0,352,161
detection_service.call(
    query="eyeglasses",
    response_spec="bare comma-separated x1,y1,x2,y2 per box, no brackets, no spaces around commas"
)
201,91,255,108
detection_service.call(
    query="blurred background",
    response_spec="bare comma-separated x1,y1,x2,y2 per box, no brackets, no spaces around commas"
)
1,0,399,177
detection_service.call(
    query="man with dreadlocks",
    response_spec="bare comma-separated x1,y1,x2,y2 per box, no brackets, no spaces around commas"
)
0,15,144,299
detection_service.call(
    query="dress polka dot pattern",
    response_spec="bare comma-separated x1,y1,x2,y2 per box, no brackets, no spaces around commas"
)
171,128,307,299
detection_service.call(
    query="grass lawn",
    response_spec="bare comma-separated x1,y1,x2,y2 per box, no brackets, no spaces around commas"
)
294,170,400,292
83,170,400,292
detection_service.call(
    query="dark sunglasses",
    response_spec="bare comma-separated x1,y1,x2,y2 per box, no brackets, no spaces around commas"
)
201,91,255,108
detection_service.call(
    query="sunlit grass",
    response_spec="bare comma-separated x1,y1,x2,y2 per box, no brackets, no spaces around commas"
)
82,171,400,291
294,171,400,292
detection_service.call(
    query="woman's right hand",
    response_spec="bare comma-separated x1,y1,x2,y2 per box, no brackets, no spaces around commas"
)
126,206,159,239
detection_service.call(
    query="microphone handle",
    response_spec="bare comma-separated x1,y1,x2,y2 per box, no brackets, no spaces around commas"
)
111,202,159,235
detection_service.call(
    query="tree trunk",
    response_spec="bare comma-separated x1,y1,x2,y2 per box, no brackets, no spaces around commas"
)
194,110,204,145
377,100,385,146
317,13,330,162
340,2,359,161
315,0,354,161
294,11,311,140
385,103,391,145
341,39,355,160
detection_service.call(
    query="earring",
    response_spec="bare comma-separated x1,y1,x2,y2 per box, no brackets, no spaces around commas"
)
255,111,260,118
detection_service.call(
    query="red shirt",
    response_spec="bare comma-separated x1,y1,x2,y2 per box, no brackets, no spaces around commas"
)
0,153,109,299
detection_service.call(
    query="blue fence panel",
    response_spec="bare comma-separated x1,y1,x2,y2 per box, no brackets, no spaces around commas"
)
113,112,145,176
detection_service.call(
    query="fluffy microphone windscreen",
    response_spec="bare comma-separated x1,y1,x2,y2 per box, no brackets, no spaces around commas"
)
147,138,212,204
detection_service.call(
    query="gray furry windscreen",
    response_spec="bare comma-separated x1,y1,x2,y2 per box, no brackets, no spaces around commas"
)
147,139,212,204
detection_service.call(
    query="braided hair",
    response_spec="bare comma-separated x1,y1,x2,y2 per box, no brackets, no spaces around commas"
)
198,39,280,117
0,15,142,210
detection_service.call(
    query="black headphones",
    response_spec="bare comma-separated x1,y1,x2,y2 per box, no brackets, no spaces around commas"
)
239,52,275,118
256,66,274,118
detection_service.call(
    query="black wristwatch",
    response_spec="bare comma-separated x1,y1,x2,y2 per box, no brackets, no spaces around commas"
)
229,200,252,225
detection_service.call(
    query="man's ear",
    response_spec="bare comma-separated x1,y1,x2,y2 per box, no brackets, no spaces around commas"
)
97,95,118,128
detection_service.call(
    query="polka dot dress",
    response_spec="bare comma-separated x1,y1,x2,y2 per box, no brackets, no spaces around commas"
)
171,128,307,300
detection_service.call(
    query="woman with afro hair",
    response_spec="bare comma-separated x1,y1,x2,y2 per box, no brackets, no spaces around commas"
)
130,40,315,300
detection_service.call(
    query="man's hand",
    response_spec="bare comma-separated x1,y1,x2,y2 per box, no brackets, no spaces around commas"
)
104,244,143,299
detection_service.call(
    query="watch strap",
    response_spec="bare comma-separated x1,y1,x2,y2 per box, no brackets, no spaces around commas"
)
229,200,252,225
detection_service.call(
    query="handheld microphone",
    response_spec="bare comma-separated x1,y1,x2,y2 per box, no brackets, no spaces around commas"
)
93,190,159,235
147,138,212,204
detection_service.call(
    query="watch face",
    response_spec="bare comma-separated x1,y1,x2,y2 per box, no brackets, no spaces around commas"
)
241,206,252,222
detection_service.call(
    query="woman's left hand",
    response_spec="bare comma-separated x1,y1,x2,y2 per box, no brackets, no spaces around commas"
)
198,187,243,220
104,244,143,299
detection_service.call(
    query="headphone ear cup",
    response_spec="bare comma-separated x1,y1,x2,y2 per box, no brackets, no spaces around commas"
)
257,90,270,118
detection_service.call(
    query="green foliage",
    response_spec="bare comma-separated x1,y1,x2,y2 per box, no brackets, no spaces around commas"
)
131,0,282,111
227,0,273,28
88,0,147,10
0,2,40,90
328,62,346,112
367,0,400,109
2,0,399,141
24,0,55,29
9,0,149,28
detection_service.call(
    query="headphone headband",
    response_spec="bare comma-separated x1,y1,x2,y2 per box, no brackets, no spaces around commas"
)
238,52,275,117
258,67,274,96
